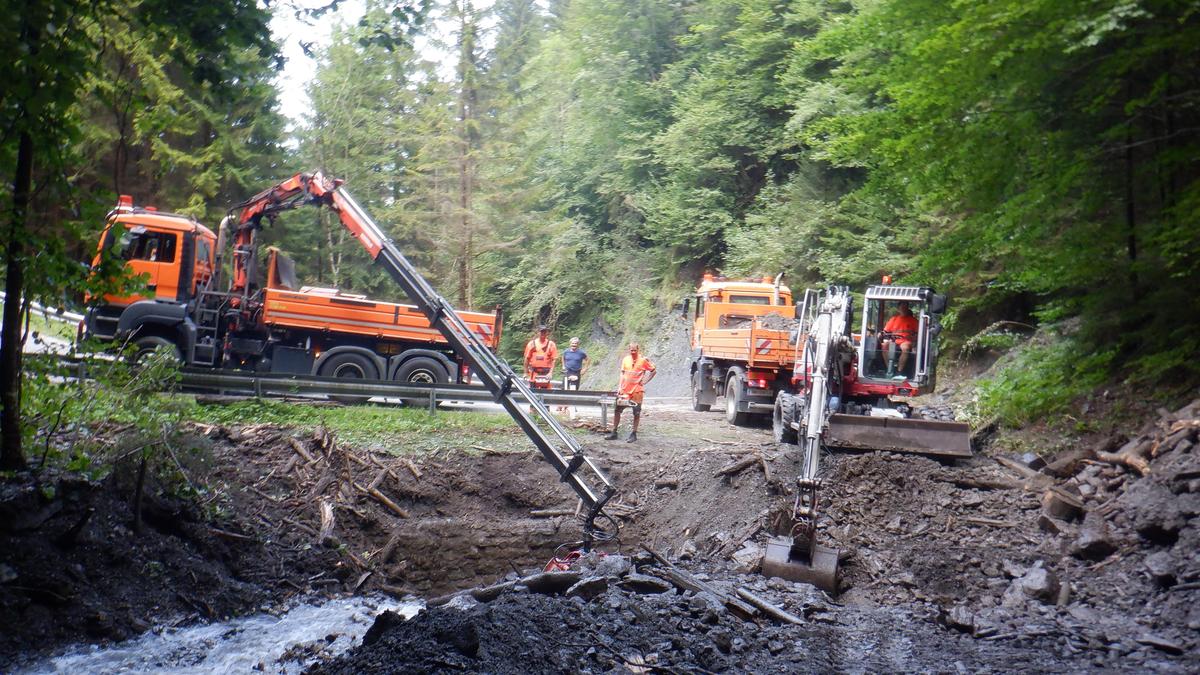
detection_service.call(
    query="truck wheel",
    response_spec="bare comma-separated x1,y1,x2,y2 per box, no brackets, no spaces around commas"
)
394,357,449,385
773,393,798,445
690,371,711,412
130,336,182,365
725,376,748,426
319,353,379,404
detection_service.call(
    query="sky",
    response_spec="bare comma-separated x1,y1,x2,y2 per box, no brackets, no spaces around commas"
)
269,0,367,125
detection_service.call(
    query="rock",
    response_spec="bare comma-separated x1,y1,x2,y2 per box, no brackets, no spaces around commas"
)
1001,560,1029,578
708,627,732,653
1136,635,1185,655
565,576,609,601
446,594,480,611
362,609,409,646
678,539,698,561
731,541,763,574
1143,551,1177,587
960,492,985,508
1001,562,1060,607
0,563,16,584
1072,513,1117,561
470,580,516,603
940,606,975,633
519,571,582,595
1037,514,1069,535
689,591,726,623
767,639,786,655
619,573,673,594
588,554,632,579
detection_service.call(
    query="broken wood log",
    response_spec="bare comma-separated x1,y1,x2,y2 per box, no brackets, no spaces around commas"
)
208,526,254,542
654,477,679,489
736,588,803,625
1095,436,1153,476
318,499,336,545
288,437,316,464
702,438,739,446
401,457,423,480
368,468,389,492
1041,487,1085,521
715,454,761,478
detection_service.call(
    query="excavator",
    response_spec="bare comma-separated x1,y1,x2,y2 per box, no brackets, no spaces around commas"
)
763,284,970,592
227,172,618,551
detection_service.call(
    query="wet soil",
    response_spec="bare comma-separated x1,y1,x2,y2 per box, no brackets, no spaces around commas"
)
3,394,1198,671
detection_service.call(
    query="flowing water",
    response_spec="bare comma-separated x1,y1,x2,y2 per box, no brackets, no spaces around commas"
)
18,595,422,674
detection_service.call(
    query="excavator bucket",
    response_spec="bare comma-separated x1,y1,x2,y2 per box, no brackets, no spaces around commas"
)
827,414,972,458
761,536,840,594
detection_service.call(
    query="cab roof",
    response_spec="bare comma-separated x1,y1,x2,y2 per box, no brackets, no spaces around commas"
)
112,211,216,239
696,279,792,297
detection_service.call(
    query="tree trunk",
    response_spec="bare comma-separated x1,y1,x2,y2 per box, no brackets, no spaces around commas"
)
1,132,32,470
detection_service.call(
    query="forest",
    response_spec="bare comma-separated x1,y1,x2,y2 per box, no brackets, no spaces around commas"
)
2,0,1200,670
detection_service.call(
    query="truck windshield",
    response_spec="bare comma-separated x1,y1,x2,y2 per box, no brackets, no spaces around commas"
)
727,294,770,305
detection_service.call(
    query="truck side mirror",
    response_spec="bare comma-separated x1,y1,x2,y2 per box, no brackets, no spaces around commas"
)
794,303,803,320
929,294,947,314
677,298,690,316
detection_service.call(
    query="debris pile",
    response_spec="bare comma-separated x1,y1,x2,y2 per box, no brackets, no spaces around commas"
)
312,550,1089,673
814,399,1199,666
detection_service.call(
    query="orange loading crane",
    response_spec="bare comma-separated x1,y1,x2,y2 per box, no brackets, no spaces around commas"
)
85,182,500,385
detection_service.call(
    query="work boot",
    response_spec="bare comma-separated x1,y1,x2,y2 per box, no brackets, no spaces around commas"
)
626,432,638,443
604,431,619,440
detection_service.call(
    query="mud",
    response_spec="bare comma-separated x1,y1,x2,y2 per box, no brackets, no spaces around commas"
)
3,393,1198,671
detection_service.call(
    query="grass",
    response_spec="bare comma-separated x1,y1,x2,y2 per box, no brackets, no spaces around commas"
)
184,397,526,452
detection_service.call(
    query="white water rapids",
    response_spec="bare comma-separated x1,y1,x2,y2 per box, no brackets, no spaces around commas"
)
18,595,423,674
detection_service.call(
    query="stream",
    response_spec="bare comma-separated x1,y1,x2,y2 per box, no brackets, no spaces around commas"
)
17,595,422,674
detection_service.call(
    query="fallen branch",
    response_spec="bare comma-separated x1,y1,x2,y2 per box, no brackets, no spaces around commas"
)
209,526,254,542
530,508,575,518
702,438,739,446
288,437,316,464
378,532,403,566
640,545,757,620
654,477,679,489
1095,437,1152,476
365,486,410,518
715,454,760,478
962,517,1017,528
736,588,803,625
401,457,423,480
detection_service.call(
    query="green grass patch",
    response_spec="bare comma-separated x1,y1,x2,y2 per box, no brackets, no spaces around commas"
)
184,397,520,450
974,332,1114,429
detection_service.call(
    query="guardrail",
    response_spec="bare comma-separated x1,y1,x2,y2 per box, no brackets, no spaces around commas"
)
0,292,85,324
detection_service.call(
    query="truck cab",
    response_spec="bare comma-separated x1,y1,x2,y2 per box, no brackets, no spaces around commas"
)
84,196,216,345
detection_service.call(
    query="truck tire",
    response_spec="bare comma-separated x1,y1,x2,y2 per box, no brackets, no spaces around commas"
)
773,392,798,445
319,352,379,404
690,371,711,412
394,356,449,385
725,376,748,426
131,335,182,365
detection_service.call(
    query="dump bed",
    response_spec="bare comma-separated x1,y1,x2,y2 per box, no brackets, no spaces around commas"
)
262,286,500,349
694,302,793,368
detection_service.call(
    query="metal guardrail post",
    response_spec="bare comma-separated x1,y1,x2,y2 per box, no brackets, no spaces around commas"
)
600,401,608,428
428,388,436,414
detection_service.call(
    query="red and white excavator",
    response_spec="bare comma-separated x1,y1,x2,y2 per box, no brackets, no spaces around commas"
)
763,284,970,592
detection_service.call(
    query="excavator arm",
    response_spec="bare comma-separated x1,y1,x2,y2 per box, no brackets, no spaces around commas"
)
229,172,618,548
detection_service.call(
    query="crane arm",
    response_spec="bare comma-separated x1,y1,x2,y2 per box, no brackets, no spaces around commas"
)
228,171,618,548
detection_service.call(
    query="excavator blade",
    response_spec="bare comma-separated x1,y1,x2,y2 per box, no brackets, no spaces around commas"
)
761,536,840,594
827,414,972,458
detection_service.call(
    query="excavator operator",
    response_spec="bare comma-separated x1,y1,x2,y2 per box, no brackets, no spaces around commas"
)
523,324,558,390
881,301,919,379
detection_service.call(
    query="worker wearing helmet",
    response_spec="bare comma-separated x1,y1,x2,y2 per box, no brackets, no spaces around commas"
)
605,342,656,442
524,324,558,390
881,301,918,379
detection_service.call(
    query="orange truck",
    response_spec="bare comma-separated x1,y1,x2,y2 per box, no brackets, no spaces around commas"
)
82,195,501,384
684,273,796,424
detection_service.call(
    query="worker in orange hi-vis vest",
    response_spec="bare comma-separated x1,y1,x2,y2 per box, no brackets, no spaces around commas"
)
605,342,656,443
523,324,558,390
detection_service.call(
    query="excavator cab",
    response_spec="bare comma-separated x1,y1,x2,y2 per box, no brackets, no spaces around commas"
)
857,285,944,390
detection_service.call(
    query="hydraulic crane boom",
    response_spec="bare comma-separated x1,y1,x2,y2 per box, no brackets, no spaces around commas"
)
231,172,617,547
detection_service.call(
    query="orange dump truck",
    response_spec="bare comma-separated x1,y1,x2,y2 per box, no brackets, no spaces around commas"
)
83,195,500,384
684,274,796,424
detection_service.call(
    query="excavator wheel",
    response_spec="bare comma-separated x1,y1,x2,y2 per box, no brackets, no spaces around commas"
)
772,393,798,444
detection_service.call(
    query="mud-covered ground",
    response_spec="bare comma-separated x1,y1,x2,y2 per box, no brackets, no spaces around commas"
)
3,394,1198,672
